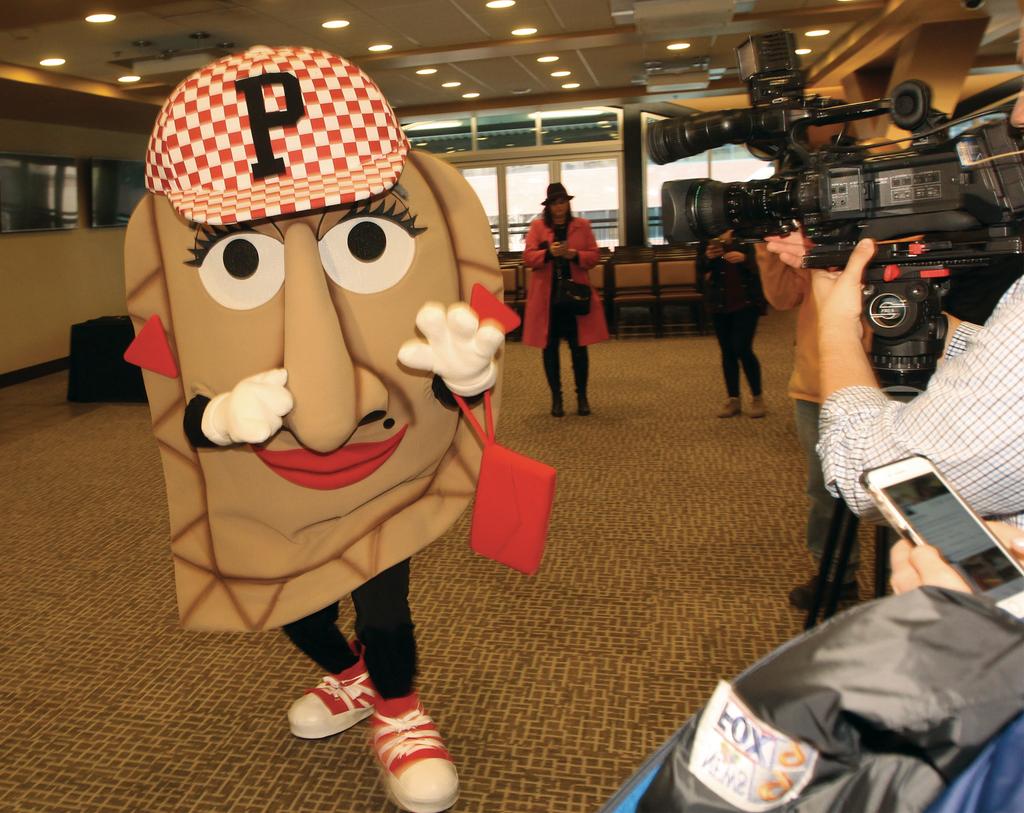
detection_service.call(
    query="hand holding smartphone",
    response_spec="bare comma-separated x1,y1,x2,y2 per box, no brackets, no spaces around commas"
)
862,456,1024,617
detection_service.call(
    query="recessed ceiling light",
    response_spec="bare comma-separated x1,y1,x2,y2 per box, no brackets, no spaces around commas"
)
368,43,393,52
416,67,438,75
551,70,571,77
441,81,462,88
486,0,516,7
416,141,428,146
511,27,537,36
795,48,812,55
39,58,66,67
666,42,691,51
85,13,116,23
512,88,532,95
322,19,350,29
537,55,559,63
478,136,489,140
561,82,580,89
118,75,142,83
806,29,830,37
462,91,480,98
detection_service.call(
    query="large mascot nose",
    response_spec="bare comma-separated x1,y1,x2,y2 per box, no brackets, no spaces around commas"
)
281,222,388,452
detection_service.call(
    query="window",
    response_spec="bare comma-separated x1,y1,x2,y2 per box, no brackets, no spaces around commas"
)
401,119,472,155
459,166,500,248
709,143,773,183
476,113,536,150
505,163,550,251
560,158,619,247
539,108,619,146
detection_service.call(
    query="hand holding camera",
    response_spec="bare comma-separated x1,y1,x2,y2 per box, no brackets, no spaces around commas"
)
704,241,724,260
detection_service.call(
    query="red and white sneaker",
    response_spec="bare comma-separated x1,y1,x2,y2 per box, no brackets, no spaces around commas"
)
288,657,378,739
372,694,459,813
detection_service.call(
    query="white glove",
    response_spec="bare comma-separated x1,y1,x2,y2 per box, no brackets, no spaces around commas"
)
201,368,294,446
398,302,504,397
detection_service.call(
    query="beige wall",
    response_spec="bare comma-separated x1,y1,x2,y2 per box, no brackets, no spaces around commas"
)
0,118,149,374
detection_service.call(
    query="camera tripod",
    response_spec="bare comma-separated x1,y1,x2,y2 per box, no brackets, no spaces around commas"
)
803,498,895,629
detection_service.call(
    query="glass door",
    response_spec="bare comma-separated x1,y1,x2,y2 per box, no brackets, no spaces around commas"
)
459,166,500,248
504,163,550,252
558,158,620,247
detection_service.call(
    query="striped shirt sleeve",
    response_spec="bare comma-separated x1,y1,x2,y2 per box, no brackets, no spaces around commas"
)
817,276,1024,529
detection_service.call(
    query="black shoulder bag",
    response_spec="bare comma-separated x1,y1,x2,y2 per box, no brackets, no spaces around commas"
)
553,276,591,316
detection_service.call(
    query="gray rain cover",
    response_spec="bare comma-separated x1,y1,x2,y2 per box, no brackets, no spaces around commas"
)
639,588,1024,812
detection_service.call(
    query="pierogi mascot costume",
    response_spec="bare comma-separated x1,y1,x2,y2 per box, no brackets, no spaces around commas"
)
123,45,505,813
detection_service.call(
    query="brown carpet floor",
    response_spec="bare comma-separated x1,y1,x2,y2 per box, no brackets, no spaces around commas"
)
0,310,875,813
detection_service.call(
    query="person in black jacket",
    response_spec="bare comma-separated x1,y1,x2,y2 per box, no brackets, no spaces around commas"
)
701,230,767,418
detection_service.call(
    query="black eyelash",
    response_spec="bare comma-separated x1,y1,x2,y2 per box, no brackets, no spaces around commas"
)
337,198,427,238
185,222,259,267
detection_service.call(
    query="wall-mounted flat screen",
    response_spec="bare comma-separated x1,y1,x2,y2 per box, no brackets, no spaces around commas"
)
91,159,146,227
0,153,78,232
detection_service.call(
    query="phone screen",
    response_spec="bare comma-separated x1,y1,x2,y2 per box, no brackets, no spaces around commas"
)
881,472,1024,601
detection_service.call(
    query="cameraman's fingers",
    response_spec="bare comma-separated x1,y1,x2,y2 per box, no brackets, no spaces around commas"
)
764,231,808,255
838,238,875,289
778,251,807,270
907,544,972,593
889,539,921,594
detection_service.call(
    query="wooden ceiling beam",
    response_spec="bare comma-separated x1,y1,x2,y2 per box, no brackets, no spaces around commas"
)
807,0,992,87
0,60,164,106
356,27,641,71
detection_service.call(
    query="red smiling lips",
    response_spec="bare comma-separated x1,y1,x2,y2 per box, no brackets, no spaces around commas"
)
252,425,408,490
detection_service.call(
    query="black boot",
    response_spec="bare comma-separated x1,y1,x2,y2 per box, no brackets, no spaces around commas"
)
577,392,590,416
551,393,564,417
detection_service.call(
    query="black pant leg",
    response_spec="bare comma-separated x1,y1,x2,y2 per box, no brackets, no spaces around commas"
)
566,325,589,396
282,601,359,675
732,308,762,396
542,340,562,395
352,558,417,699
712,312,741,397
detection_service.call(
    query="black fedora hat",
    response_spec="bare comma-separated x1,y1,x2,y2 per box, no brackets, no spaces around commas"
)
541,182,574,206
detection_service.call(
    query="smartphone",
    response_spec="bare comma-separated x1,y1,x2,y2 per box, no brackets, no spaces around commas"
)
861,455,1024,617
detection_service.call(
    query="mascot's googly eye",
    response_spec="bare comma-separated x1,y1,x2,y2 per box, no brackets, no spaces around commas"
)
319,217,417,294
197,233,285,310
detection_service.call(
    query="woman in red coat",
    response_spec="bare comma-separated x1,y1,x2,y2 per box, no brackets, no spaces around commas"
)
522,183,610,416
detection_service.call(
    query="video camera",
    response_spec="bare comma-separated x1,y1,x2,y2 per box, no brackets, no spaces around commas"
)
649,30,1024,390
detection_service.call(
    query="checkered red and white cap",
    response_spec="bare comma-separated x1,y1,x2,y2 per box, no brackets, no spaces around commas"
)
145,45,409,225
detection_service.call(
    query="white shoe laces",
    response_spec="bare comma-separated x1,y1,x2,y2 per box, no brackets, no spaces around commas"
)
374,708,445,770
316,672,376,708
